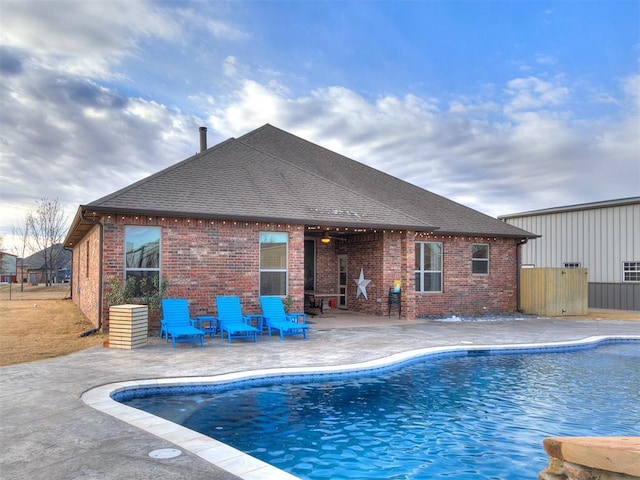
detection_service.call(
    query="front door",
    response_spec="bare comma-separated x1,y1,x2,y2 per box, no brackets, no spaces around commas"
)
338,255,348,309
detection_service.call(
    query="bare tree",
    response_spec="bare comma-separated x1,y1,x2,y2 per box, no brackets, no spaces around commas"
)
27,198,68,286
12,216,31,291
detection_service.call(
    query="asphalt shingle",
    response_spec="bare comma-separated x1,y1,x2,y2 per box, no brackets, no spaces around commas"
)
83,124,534,237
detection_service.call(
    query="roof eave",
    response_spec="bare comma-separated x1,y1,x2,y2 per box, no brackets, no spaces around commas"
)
69,205,540,241
499,196,640,219
63,206,87,248
433,229,540,239
65,205,441,246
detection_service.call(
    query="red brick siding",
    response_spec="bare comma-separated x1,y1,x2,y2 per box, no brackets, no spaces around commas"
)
72,214,520,329
315,241,338,293
71,224,101,327
414,234,518,316
96,215,304,331
336,232,386,315
337,232,518,318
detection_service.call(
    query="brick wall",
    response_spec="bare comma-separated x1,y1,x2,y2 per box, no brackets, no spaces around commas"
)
71,224,101,327
335,232,518,318
315,241,338,293
338,232,386,315
415,234,519,316
72,214,521,330
93,215,305,331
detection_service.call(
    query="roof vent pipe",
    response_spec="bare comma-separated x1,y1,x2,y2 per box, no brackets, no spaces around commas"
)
199,126,207,152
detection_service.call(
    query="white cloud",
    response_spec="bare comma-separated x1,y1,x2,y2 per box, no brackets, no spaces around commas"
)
622,74,640,110
0,2,637,254
204,18,251,40
0,0,180,78
201,75,637,220
223,56,238,77
536,54,558,66
505,76,570,113
0,64,199,253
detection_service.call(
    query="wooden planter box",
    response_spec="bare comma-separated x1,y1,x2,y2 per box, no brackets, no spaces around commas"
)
108,304,148,349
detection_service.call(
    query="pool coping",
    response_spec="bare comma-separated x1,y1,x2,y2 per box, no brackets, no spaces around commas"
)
81,335,640,480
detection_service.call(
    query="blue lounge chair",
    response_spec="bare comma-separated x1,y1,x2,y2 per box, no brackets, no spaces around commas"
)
259,296,309,340
160,298,205,348
215,296,259,343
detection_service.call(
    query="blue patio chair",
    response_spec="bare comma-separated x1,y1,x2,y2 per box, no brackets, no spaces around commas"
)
215,296,259,343
259,296,309,340
160,298,205,348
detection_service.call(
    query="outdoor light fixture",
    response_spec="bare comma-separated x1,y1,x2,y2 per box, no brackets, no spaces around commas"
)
320,231,347,243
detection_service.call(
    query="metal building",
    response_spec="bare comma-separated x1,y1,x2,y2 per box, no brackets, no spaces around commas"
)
499,197,640,311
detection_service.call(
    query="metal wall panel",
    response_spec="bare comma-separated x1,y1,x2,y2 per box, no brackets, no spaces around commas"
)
589,283,640,310
502,199,640,311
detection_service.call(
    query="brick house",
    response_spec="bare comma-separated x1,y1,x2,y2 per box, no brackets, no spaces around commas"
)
63,124,535,331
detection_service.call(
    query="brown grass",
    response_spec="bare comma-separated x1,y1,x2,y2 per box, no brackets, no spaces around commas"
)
0,284,637,367
0,284,105,366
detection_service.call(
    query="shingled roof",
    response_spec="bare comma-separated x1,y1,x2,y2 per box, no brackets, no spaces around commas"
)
66,124,533,246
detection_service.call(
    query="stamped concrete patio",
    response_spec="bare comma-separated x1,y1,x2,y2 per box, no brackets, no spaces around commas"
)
1,311,639,480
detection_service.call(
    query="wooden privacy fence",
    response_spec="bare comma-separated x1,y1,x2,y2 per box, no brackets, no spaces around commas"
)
520,268,588,316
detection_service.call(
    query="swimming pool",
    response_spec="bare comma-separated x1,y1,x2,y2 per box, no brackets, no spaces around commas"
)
116,339,639,479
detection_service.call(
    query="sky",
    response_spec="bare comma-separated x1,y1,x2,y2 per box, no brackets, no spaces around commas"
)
1,0,638,255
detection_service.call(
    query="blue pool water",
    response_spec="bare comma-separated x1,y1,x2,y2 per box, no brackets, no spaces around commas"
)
122,343,640,479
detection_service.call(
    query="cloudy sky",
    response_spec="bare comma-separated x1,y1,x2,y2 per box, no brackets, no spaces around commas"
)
1,0,638,253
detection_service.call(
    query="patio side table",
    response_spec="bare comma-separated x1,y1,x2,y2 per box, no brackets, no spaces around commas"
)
245,314,265,334
196,315,218,337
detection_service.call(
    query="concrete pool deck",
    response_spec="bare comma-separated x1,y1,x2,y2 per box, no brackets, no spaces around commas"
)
1,312,639,479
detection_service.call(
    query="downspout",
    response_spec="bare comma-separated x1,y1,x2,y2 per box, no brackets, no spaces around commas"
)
516,237,528,313
63,245,73,299
79,210,104,337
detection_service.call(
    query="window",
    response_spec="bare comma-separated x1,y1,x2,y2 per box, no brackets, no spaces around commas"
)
564,262,581,268
415,241,442,292
472,244,489,275
125,226,160,296
260,232,288,295
623,262,640,282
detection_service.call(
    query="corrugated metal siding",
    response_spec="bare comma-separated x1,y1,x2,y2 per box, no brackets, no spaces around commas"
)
504,200,640,310
589,283,640,310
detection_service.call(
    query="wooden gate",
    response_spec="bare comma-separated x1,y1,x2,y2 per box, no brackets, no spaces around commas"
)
520,268,588,316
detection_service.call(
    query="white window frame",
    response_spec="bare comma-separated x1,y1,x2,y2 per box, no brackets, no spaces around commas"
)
259,232,289,296
622,261,640,282
472,243,489,275
415,241,442,293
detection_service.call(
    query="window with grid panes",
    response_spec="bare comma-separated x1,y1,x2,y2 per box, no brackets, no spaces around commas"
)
415,241,442,292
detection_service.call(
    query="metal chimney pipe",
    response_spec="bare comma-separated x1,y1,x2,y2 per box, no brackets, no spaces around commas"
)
199,126,207,152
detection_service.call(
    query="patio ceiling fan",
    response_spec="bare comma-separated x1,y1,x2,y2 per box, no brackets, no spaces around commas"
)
320,231,347,244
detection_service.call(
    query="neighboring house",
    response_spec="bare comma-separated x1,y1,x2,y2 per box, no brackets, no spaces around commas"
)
19,244,72,284
64,124,535,330
499,197,640,311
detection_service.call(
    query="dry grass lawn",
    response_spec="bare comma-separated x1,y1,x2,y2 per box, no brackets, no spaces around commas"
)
0,284,104,366
0,284,637,368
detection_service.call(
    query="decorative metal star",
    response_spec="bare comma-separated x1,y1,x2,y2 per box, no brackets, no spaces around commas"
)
354,268,371,300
